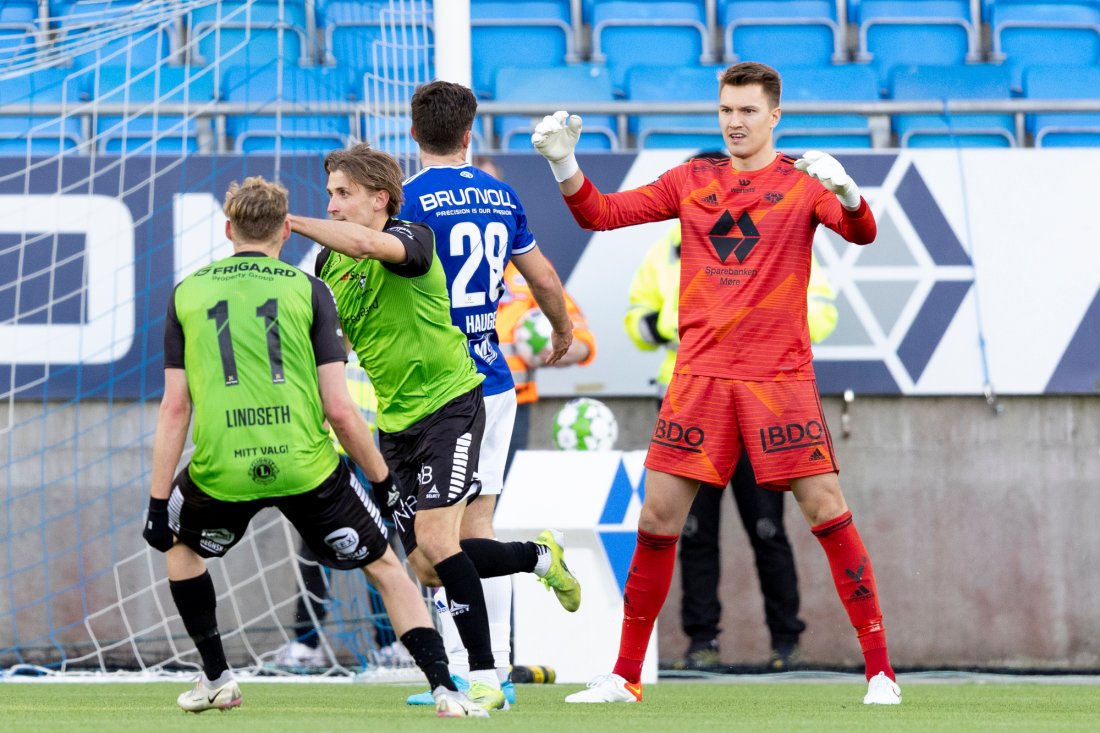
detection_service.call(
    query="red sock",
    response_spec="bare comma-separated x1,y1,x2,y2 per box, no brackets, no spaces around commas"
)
611,529,678,684
812,511,895,681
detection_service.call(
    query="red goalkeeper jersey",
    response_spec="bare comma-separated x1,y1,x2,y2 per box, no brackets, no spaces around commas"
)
564,153,876,380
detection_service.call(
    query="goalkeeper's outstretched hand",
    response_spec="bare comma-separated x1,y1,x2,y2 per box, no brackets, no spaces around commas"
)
531,111,582,183
795,150,862,209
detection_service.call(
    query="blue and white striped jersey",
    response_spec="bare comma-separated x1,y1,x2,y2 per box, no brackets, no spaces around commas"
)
400,163,536,396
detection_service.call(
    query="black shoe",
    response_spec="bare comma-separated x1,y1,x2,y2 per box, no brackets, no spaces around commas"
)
766,642,800,672
671,639,720,670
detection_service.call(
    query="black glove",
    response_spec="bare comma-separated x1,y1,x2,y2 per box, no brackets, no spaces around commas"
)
143,497,174,552
371,473,400,521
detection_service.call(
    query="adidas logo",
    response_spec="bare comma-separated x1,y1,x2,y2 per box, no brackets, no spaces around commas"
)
426,485,440,499
849,585,873,601
702,193,718,205
808,447,827,462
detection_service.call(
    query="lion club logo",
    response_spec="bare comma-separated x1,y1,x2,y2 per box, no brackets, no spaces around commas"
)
249,457,279,485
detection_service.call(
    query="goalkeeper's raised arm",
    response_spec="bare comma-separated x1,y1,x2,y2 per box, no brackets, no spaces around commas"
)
531,110,585,194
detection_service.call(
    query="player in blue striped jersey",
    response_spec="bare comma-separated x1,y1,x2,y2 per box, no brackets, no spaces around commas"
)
400,80,585,704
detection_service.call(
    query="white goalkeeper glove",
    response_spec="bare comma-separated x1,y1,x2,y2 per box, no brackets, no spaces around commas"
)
794,150,862,209
531,110,583,183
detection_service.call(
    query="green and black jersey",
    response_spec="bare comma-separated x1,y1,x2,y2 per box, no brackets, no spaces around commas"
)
164,252,347,501
315,218,482,433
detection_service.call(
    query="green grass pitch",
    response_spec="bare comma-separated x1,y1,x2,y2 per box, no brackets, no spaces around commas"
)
1,679,1095,732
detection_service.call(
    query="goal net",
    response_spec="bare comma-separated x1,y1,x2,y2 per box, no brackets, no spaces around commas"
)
1,0,441,681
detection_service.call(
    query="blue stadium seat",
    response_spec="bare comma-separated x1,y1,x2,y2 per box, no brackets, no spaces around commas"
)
55,1,175,69
323,1,432,80
0,70,84,154
775,64,881,150
91,66,216,154
591,2,713,94
982,0,1100,24
493,65,618,150
723,1,845,68
1024,64,1100,146
471,2,576,100
991,2,1100,93
625,64,725,149
856,1,980,93
586,0,707,22
0,5,37,65
222,65,357,153
890,64,1016,147
189,1,311,73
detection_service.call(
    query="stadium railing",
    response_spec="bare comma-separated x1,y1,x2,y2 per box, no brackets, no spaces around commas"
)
2,99,1099,152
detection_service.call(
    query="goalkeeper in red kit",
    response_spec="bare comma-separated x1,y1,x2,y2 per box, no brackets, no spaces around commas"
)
532,61,901,706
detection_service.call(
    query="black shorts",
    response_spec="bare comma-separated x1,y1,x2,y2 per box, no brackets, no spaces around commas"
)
168,458,390,571
379,385,486,556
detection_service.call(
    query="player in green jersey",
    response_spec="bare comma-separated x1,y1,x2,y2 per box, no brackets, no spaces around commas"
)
289,145,581,711
143,176,486,718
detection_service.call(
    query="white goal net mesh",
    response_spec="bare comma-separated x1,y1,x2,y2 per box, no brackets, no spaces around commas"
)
1,0,439,681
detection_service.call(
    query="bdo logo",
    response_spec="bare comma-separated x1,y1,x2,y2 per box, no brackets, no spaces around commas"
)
652,419,705,452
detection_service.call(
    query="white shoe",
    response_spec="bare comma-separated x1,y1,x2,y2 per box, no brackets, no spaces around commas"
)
273,640,327,669
564,673,642,704
177,676,242,713
863,672,902,705
433,686,490,718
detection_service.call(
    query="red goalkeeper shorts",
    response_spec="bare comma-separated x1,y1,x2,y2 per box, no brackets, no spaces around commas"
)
644,373,839,489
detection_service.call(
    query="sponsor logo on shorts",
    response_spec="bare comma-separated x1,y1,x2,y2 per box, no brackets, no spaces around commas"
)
324,527,367,559
391,494,417,535
199,539,226,554
201,528,235,545
418,465,434,485
651,419,705,453
758,420,826,454
425,485,440,500
808,447,828,462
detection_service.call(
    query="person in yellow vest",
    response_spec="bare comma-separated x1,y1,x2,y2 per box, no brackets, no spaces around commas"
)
473,157,598,475
625,217,838,671
273,355,410,669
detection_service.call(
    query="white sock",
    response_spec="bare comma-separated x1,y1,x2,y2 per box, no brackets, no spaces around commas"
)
533,543,551,577
204,670,232,688
482,574,513,674
435,587,469,679
468,668,499,688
